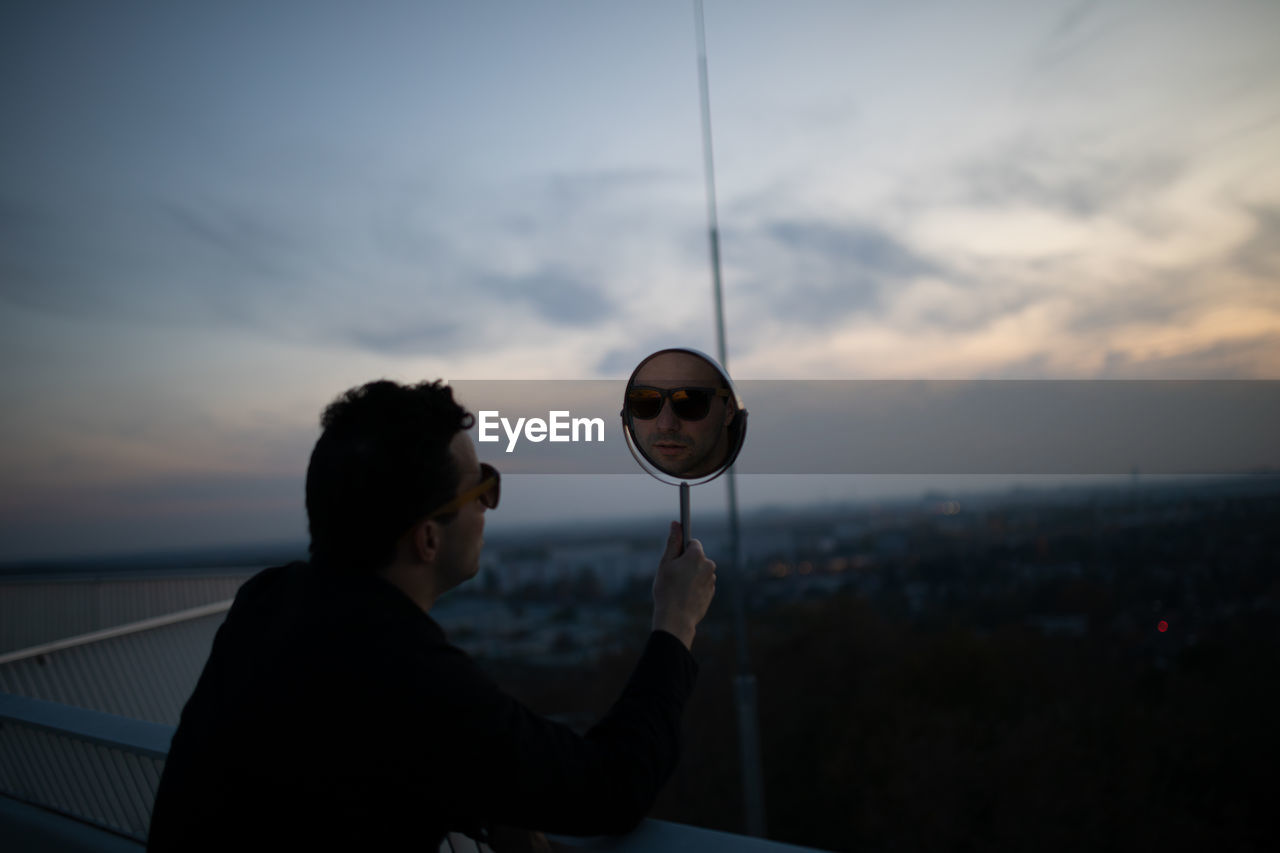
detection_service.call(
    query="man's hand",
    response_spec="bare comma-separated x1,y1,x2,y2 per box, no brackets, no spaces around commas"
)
651,521,716,650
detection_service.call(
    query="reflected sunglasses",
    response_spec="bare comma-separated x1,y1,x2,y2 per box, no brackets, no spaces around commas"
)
427,463,500,518
626,386,730,421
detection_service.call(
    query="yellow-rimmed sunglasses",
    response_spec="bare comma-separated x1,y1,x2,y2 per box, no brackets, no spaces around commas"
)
427,463,500,518
626,385,730,421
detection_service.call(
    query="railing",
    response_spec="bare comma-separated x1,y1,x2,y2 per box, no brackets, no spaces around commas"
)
0,693,165,845
1,693,820,853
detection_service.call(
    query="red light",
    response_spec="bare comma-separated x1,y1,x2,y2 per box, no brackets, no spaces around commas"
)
1157,620,1169,633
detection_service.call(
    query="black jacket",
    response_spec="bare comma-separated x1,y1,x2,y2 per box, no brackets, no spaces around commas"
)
148,562,697,850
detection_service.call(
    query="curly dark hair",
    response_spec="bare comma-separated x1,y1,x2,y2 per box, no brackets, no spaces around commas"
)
305,380,473,573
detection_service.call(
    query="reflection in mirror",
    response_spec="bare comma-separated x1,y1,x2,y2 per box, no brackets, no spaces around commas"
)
622,348,746,484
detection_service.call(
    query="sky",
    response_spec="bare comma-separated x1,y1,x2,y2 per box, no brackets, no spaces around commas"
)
2,0,1278,561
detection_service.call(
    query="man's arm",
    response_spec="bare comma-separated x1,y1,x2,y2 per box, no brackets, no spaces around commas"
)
409,522,717,837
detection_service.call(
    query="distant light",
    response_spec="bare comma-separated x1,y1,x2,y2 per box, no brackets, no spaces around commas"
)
1158,620,1169,633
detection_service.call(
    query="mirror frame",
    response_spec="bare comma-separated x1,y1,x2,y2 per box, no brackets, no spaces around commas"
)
620,347,747,486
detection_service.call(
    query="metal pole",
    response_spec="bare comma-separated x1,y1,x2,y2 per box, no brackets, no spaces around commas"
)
693,0,766,837
694,0,728,364
680,481,691,552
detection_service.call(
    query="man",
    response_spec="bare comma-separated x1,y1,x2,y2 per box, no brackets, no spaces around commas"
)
627,349,739,479
148,379,716,851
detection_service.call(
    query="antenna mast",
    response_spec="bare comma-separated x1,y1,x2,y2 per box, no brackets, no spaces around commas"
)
693,0,766,837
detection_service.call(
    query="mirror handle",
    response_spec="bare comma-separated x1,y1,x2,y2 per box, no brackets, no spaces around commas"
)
679,481,690,553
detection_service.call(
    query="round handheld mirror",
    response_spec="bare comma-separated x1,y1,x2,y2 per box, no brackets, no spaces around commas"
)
621,348,747,548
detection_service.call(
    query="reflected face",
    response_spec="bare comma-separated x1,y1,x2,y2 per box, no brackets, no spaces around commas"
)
630,351,735,479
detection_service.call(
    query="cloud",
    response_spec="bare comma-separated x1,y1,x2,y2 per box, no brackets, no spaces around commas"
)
1050,202,1280,343
768,220,937,276
542,168,685,209
1061,269,1198,337
731,219,942,326
163,200,307,281
1,168,636,366
479,266,614,326
593,333,724,378
344,322,463,357
1231,206,1280,283
0,192,294,323
1096,332,1280,379
714,130,1278,379
1033,0,1107,71
155,194,494,356
0,195,244,339
0,196,105,315
956,139,1183,219
593,345,645,376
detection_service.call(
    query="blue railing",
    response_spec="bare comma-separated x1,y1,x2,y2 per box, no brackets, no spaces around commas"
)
0,693,822,853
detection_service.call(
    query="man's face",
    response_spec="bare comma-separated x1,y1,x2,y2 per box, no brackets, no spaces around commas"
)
631,351,735,479
434,432,488,592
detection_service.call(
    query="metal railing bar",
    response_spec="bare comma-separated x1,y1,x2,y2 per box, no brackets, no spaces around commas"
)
0,600,232,665
2,695,830,853
1,791,148,847
0,693,174,758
